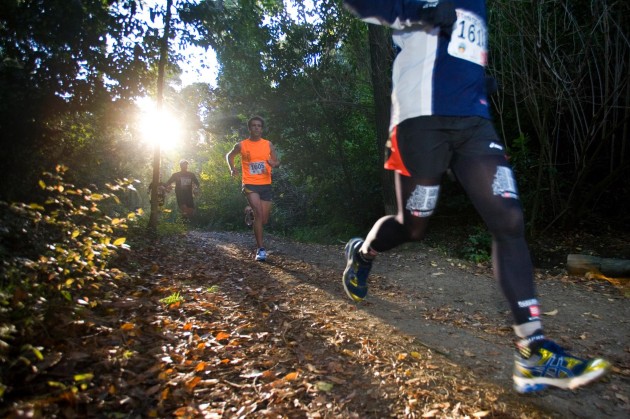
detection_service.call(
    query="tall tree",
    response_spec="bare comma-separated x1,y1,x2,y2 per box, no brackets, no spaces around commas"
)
149,0,175,230
184,0,387,232
0,0,160,200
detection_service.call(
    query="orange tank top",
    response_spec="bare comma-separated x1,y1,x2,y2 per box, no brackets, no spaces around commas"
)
240,138,272,185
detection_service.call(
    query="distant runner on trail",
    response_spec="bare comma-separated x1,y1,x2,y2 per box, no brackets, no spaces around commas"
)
341,0,609,394
164,159,200,220
226,116,280,262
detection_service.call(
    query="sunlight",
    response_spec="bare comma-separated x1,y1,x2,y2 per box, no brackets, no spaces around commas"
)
137,98,182,150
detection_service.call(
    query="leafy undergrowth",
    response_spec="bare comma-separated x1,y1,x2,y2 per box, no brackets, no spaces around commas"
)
1,232,557,418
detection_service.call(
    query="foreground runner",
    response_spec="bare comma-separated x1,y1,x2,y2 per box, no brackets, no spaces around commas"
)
226,116,280,261
341,0,609,393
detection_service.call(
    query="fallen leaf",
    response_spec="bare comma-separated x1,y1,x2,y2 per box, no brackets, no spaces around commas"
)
185,376,201,390
316,381,334,392
284,371,299,381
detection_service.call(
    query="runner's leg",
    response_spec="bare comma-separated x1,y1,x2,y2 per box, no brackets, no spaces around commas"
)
451,154,540,331
364,173,441,254
260,199,272,225
246,192,264,249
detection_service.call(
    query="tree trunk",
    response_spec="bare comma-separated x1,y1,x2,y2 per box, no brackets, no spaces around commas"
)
148,0,173,230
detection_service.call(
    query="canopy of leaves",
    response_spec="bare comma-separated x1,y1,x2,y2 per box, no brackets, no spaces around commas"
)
1,0,629,234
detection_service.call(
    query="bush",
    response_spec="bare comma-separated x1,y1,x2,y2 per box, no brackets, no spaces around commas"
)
460,226,492,264
0,165,141,399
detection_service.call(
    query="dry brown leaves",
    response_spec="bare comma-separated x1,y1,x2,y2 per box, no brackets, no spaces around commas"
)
2,233,558,418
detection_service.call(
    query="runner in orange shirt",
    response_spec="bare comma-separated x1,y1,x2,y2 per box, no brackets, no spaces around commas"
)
226,116,280,261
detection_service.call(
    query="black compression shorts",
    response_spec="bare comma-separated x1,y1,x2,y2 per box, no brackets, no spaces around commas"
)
385,116,506,178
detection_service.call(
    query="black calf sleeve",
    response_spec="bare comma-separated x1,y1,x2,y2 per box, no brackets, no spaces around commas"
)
364,215,409,253
493,235,539,325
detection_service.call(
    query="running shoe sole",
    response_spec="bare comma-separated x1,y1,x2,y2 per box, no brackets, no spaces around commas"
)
513,357,610,393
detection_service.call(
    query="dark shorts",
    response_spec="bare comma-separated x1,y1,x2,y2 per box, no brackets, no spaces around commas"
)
175,192,194,208
242,184,273,202
385,116,506,178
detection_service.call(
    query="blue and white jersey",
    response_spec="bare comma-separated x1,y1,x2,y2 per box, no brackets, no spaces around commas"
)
344,0,490,131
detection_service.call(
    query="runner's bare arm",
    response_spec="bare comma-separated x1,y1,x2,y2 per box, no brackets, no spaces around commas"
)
226,143,242,176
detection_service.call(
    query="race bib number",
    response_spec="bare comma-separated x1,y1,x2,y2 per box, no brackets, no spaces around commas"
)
448,9,487,66
180,177,192,187
249,161,265,175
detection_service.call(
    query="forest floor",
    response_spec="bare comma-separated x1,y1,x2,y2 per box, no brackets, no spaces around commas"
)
3,228,629,418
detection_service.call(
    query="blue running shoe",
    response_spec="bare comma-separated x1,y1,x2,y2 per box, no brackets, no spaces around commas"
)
513,335,610,393
255,248,267,261
342,238,372,302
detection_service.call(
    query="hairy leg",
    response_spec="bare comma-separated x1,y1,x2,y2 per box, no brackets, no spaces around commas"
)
246,192,265,249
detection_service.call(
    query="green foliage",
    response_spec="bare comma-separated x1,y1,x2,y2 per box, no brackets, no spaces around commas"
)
489,0,630,230
1,167,136,293
460,226,492,264
179,0,385,236
508,134,531,171
506,133,537,202
0,166,141,393
159,291,184,306
193,136,250,230
0,0,161,201
1,0,628,252
156,215,190,236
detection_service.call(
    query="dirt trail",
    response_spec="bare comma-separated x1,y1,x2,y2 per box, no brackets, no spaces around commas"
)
193,230,629,418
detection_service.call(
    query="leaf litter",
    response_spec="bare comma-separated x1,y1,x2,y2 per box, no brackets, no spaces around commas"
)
2,231,628,418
